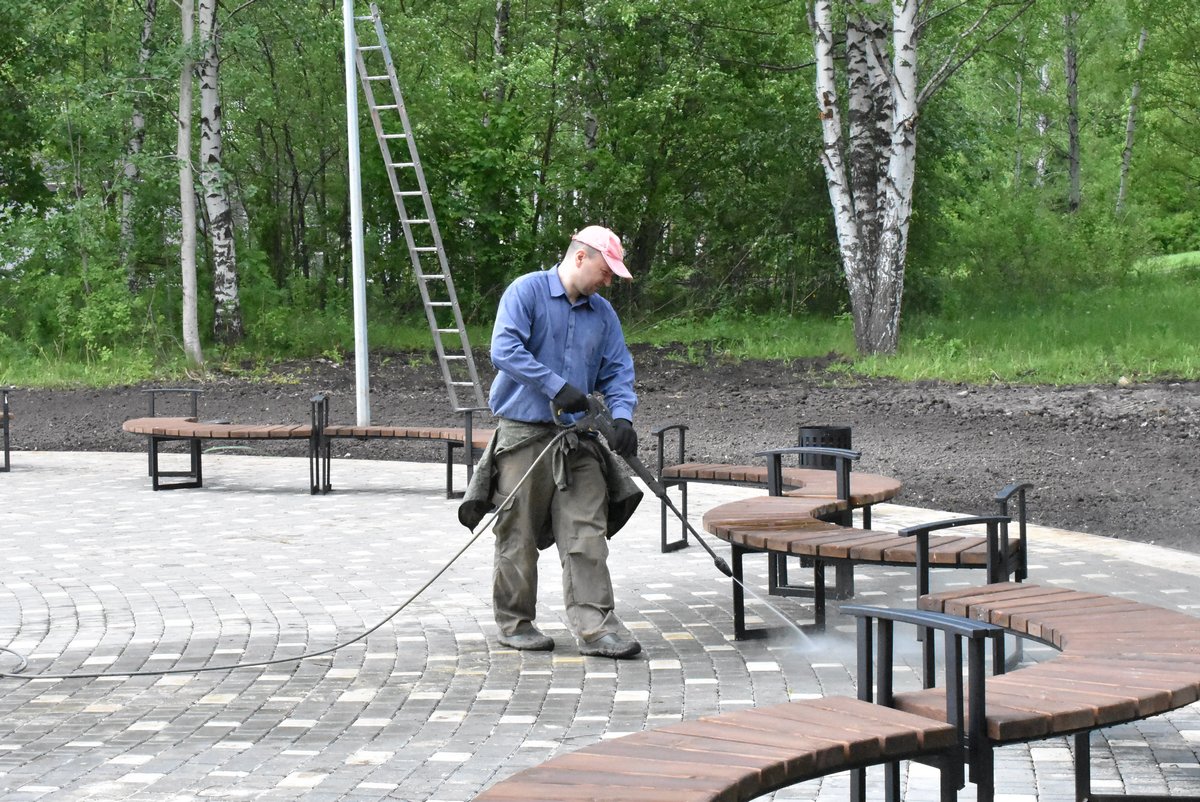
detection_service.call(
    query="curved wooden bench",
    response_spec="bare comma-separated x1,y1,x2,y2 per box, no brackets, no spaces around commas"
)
311,395,492,498
473,695,962,802
698,452,1031,638
123,390,494,496
122,415,315,490
887,582,1200,801
652,424,902,555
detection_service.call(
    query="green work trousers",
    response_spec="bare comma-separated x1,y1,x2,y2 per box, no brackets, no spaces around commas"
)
491,429,621,644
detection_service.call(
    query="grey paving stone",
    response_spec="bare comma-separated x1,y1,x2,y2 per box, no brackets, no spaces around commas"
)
3,452,1200,800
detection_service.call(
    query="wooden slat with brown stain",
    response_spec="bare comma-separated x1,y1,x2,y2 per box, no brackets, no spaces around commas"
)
662,462,902,507
472,696,958,802
906,582,1200,747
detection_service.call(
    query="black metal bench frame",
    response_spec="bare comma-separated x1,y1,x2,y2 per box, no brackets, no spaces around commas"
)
844,604,1005,801
728,453,1032,639
1,388,10,473
308,393,487,499
139,388,321,492
868,596,1200,802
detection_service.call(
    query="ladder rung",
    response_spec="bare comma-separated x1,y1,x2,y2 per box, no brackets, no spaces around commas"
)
408,218,430,224
396,191,422,196
358,45,382,51
355,15,374,20
413,247,437,252
451,381,475,387
367,75,391,81
436,328,460,334
419,274,447,280
444,355,467,361
427,302,453,307
375,104,399,110
391,162,415,168
382,134,408,139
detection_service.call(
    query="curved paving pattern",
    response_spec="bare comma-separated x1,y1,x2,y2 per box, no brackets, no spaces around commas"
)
0,452,1198,801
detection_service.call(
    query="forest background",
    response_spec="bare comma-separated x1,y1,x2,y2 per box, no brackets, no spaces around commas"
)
0,0,1197,388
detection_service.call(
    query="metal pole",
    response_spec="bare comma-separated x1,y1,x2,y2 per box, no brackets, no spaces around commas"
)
343,0,370,425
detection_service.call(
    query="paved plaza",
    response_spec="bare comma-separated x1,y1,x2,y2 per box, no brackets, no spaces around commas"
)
2,450,1200,801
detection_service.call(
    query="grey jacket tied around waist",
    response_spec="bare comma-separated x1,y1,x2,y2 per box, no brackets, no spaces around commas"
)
457,418,644,549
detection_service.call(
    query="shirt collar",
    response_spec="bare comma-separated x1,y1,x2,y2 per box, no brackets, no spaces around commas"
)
546,266,592,307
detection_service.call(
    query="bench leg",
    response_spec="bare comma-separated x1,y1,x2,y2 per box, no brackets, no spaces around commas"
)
732,545,748,640
150,437,203,490
885,760,901,801
445,442,467,500
660,481,688,553
1075,731,1091,802
850,766,865,802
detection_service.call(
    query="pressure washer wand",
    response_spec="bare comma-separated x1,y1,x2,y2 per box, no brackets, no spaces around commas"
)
553,395,733,578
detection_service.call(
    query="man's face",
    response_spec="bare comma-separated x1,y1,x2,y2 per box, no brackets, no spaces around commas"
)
577,248,614,296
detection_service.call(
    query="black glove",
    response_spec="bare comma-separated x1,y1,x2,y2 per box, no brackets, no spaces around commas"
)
553,383,589,414
611,419,637,458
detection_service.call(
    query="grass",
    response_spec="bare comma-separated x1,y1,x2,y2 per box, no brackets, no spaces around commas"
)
1135,250,1200,274
627,270,1200,385
3,271,1197,389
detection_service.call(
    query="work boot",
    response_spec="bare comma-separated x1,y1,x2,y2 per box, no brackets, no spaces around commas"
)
497,628,554,651
578,633,641,659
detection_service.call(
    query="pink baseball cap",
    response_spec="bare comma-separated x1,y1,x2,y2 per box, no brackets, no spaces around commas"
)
572,225,632,280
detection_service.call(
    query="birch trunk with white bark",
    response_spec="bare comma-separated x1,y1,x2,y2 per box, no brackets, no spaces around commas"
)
811,0,917,354
1034,60,1051,184
121,0,156,291
1116,29,1148,216
809,0,1033,354
179,0,202,366
199,0,243,344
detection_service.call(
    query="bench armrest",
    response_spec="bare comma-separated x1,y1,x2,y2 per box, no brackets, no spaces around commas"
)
900,515,1013,595
754,446,861,499
652,423,688,479
141,388,201,417
844,604,1002,776
996,482,1033,581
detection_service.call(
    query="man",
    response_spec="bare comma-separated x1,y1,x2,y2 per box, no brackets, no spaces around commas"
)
462,225,643,659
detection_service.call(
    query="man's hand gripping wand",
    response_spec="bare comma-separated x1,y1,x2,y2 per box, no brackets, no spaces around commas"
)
551,394,733,578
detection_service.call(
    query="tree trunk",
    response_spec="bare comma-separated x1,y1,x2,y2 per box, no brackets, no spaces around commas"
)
179,0,203,366
1013,33,1026,185
846,3,889,277
1116,28,1148,216
121,0,157,291
199,0,243,345
1035,38,1051,185
811,0,916,355
1064,10,1081,212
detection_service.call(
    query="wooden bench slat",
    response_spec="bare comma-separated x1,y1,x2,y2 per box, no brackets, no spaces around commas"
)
666,719,846,769
698,708,883,765
545,753,758,799
587,736,792,790
517,765,739,799
475,778,713,802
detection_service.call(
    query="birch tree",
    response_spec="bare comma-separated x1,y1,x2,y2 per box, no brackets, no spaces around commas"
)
809,0,1035,354
179,0,203,365
1115,28,1147,216
198,0,243,344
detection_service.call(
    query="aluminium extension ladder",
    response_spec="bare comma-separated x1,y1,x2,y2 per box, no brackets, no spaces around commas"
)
352,3,487,414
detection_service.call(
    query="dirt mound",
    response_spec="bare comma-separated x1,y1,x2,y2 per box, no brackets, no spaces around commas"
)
9,345,1199,553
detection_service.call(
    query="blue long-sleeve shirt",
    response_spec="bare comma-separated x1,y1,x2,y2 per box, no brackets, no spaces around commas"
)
489,267,637,424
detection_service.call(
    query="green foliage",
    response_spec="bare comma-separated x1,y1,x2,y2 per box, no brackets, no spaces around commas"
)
853,271,1200,384
0,0,1194,381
